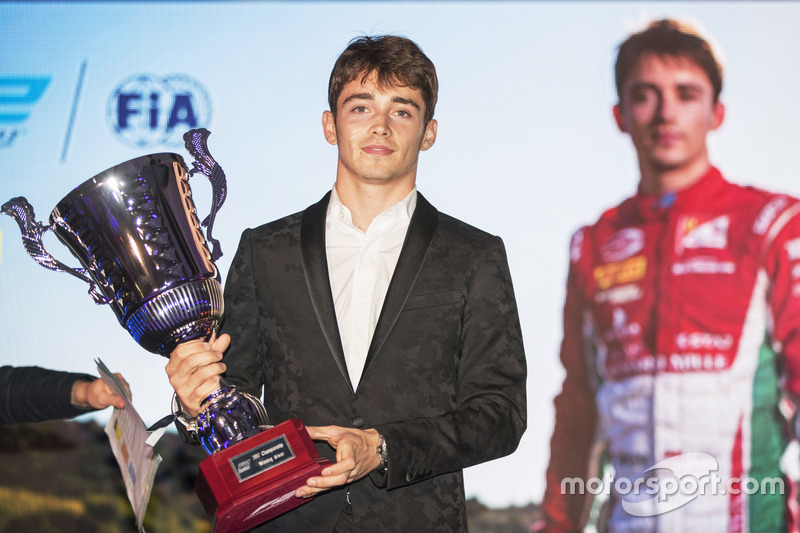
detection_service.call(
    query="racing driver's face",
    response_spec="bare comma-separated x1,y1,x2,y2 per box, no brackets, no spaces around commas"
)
614,53,724,180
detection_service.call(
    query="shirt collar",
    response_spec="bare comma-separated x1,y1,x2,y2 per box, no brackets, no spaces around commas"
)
326,185,418,226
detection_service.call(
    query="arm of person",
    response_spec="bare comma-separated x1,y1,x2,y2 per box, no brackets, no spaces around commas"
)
0,366,129,424
540,231,601,533
765,203,800,420
376,236,526,489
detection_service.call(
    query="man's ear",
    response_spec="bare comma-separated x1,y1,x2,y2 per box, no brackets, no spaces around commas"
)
322,110,337,145
420,119,437,151
613,104,627,133
710,101,725,131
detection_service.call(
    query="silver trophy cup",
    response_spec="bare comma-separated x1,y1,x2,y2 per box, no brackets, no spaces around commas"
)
2,129,268,450
2,129,226,355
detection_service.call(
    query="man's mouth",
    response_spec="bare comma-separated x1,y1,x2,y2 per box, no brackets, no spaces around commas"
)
653,131,679,145
362,145,395,156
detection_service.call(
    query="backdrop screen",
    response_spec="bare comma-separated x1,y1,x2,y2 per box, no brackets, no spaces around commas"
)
2,1,799,508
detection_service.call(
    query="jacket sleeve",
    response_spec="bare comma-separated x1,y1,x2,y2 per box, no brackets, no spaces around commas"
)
376,236,527,490
541,230,600,533
218,228,268,400
0,365,95,424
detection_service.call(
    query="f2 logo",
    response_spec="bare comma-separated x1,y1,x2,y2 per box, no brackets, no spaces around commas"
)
0,76,51,148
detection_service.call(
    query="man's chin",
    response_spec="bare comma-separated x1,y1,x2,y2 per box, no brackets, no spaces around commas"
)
650,153,690,172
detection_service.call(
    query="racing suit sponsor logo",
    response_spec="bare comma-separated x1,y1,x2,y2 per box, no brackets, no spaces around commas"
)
595,283,643,304
668,352,729,371
600,228,645,262
604,308,642,342
675,332,733,351
785,237,800,261
594,256,647,290
675,215,729,254
672,257,735,275
792,264,800,279
570,229,584,263
753,197,789,235
603,308,644,357
606,352,731,378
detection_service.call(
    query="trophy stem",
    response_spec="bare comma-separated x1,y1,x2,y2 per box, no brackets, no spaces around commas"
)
197,383,271,455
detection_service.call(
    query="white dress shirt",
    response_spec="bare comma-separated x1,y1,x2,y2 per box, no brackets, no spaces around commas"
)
325,186,417,388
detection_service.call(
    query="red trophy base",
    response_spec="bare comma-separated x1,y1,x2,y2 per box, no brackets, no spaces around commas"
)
195,418,333,533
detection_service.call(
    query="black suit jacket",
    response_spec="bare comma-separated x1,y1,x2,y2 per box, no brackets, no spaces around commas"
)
221,192,527,532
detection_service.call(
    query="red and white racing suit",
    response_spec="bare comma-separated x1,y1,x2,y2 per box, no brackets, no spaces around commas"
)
542,167,800,532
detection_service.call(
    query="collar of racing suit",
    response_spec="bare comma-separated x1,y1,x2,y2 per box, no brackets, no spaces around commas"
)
625,166,727,221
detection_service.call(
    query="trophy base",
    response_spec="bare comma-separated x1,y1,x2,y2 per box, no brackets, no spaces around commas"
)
195,418,333,533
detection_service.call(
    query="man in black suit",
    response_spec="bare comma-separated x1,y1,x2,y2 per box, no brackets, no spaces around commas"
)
167,35,527,532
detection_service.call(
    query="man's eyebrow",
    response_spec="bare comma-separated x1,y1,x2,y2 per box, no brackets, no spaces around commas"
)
341,92,373,106
393,96,420,110
628,81,705,93
676,83,703,92
628,81,659,93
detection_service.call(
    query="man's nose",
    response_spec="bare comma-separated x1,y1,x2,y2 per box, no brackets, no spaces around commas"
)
656,94,677,122
371,113,390,136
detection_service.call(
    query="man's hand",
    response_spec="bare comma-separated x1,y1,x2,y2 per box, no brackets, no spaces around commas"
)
295,426,382,498
71,373,130,410
165,333,230,417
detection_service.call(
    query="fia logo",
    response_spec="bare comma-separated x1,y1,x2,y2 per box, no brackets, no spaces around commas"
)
0,76,51,149
107,74,211,148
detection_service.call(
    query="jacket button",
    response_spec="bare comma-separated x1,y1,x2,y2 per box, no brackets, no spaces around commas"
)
351,416,364,428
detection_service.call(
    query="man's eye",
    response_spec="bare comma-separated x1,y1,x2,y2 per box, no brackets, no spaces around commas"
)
396,109,410,117
679,90,699,101
353,105,368,113
631,90,652,104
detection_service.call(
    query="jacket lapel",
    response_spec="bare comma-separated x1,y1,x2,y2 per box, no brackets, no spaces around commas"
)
300,192,352,391
361,193,439,383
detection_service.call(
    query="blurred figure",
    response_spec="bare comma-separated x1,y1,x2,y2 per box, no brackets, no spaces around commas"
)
0,365,129,424
542,19,800,532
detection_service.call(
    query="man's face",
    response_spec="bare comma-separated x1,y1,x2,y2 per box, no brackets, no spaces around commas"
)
322,71,437,187
614,53,724,174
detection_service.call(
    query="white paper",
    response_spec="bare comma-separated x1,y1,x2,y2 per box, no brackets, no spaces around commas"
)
97,358,162,532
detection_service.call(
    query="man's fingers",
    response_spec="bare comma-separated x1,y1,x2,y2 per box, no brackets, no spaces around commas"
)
170,338,209,360
113,373,132,400
210,333,231,352
305,426,332,441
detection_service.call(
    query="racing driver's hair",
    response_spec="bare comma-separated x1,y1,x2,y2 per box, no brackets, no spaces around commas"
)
615,18,724,105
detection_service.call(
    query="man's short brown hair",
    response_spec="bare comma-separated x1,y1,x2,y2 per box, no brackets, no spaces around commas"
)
615,19,723,104
328,35,438,125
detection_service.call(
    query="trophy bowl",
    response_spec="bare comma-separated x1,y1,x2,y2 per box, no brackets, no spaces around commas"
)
2,129,226,356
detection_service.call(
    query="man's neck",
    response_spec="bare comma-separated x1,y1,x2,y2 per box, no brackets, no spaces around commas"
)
638,157,711,196
334,179,415,232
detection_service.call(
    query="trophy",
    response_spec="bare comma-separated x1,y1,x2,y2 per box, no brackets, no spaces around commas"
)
1,129,331,533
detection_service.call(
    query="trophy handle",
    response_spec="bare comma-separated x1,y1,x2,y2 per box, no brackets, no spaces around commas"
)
1,197,111,304
183,128,227,261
